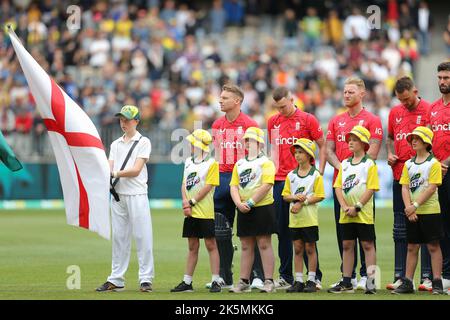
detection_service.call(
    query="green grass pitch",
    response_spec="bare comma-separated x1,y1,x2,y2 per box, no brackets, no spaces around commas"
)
0,208,448,300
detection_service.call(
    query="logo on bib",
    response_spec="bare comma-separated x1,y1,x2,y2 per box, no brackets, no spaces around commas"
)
239,169,255,188
410,173,423,193
343,174,360,194
186,172,200,191
295,186,305,195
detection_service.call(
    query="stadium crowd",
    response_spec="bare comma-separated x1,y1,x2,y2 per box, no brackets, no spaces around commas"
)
0,0,444,159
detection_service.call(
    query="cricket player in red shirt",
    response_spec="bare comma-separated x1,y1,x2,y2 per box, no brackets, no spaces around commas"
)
268,86,326,289
210,84,263,289
429,62,450,291
326,77,383,289
386,76,432,291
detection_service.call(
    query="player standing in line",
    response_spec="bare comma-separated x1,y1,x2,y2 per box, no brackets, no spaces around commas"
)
267,87,326,289
171,129,221,293
210,84,264,289
282,138,325,293
96,105,154,293
429,61,450,292
329,126,379,294
326,77,383,290
386,77,433,291
229,127,277,293
393,126,444,295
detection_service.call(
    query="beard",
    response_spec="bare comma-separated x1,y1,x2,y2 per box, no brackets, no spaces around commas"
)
439,84,450,94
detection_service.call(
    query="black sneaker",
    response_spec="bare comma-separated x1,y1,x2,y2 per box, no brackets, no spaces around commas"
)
392,278,414,294
171,281,194,292
327,281,355,294
286,281,304,293
140,282,152,292
432,279,444,295
96,281,124,292
303,280,317,293
209,281,222,293
365,277,377,294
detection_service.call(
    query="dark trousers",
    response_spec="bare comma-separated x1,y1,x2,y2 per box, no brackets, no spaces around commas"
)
333,189,369,278
392,180,431,281
439,171,450,279
274,181,322,283
214,172,264,284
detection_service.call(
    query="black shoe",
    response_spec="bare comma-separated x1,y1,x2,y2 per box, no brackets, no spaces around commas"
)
171,281,194,292
96,281,124,292
303,280,317,293
209,281,222,293
365,277,376,294
392,278,414,294
432,279,444,295
286,281,304,293
140,282,152,292
327,281,354,294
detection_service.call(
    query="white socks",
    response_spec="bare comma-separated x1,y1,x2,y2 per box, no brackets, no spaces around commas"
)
183,274,193,285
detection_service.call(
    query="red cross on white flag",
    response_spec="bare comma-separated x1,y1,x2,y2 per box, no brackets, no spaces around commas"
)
8,27,111,239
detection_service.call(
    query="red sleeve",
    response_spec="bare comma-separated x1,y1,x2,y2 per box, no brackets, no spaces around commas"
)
387,109,394,138
326,117,335,141
308,114,323,141
369,115,383,140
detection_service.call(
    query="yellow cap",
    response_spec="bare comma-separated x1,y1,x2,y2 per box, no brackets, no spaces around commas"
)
243,127,265,144
291,138,316,163
186,129,212,152
406,126,434,146
345,125,371,151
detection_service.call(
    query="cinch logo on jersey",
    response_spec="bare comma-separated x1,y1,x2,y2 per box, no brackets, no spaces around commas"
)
337,133,346,142
275,136,298,145
431,123,450,132
239,168,256,188
220,141,243,149
295,186,305,195
185,172,200,191
395,130,408,141
410,173,424,193
343,174,360,194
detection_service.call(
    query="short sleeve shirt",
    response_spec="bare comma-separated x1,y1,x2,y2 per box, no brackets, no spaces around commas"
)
109,132,151,195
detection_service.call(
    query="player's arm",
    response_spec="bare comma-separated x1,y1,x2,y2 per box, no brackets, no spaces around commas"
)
316,137,326,175
386,135,398,166
334,188,349,210
181,181,192,216
441,156,450,175
113,158,147,178
306,174,325,205
326,140,341,169
367,139,381,160
109,160,114,172
251,183,273,204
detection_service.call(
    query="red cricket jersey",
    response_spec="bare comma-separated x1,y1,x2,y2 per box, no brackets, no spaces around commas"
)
429,98,450,162
268,108,323,180
212,112,258,173
388,99,430,180
327,108,383,181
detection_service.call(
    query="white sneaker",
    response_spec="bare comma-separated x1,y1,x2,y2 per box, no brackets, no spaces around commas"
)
315,279,322,290
418,278,432,292
260,279,276,293
329,278,357,289
229,280,251,293
443,278,450,290
386,279,402,290
357,276,367,290
274,277,291,290
250,278,264,289
205,277,232,289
